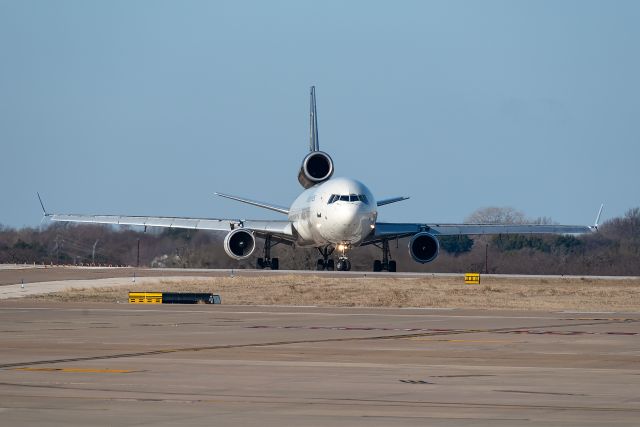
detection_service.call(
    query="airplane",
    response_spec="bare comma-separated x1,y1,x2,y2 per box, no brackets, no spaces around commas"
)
39,87,602,272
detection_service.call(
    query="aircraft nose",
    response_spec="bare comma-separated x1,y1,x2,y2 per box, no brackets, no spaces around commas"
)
332,203,373,233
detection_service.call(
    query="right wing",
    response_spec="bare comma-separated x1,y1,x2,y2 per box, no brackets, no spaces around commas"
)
46,213,295,240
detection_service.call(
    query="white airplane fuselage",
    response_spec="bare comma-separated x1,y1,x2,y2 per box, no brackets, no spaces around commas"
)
288,177,377,247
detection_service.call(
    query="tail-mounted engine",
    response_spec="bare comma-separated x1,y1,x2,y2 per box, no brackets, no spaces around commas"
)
409,232,440,263
297,151,334,188
223,229,256,260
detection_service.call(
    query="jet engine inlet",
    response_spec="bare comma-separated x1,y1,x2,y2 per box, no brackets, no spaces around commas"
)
297,151,334,188
409,232,440,263
223,229,256,260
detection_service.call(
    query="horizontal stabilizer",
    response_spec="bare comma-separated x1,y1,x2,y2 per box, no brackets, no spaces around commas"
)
377,196,410,207
214,192,289,215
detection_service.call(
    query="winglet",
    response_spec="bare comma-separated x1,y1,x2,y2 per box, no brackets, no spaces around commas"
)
591,204,604,231
309,86,319,152
37,192,50,216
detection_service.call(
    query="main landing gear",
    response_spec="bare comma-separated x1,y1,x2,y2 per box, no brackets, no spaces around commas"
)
316,246,335,271
372,239,396,272
256,235,279,270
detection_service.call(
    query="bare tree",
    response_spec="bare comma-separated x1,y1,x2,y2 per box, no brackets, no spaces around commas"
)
465,207,527,224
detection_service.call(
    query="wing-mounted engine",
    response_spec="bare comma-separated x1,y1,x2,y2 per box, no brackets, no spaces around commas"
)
297,151,334,188
409,232,440,263
223,229,256,260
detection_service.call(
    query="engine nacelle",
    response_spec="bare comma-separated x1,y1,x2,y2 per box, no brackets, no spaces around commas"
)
409,232,440,263
223,229,256,260
297,151,334,188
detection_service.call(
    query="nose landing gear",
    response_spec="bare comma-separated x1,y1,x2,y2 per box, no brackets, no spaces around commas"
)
316,245,352,271
335,244,352,271
336,257,351,271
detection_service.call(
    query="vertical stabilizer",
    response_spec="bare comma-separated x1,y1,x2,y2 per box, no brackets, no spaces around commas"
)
309,86,319,151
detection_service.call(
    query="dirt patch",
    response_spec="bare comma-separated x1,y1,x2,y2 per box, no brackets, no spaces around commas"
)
21,275,640,311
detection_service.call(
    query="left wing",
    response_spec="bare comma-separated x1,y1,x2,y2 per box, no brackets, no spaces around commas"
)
363,221,595,245
368,205,603,241
370,222,595,241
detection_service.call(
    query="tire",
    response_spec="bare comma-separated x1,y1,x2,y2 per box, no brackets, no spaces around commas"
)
326,259,335,271
344,260,351,271
257,258,264,269
317,259,325,271
388,260,397,272
373,260,382,272
270,258,279,270
336,261,344,271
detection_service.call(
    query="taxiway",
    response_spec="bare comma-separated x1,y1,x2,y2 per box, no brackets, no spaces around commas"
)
0,302,638,426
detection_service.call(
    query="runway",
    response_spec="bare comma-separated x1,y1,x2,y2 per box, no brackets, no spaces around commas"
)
1,302,638,426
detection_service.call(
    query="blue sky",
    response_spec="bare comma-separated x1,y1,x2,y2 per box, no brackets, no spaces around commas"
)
1,0,638,228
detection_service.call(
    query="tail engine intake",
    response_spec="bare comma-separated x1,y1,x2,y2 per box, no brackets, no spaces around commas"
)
297,151,334,188
409,232,440,263
223,229,256,260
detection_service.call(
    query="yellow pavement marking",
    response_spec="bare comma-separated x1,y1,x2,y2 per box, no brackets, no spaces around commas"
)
14,367,136,373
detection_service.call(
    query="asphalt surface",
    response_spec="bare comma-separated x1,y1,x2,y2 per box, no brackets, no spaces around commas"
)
1,301,638,426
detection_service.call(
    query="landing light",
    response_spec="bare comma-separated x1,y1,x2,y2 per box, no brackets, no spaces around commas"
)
370,224,375,229
337,244,345,251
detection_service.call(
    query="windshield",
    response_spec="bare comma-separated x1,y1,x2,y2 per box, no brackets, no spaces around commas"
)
327,194,369,205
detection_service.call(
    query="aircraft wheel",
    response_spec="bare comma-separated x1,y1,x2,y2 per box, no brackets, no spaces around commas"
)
344,260,351,271
326,259,335,271
270,258,279,270
257,258,264,269
336,260,343,271
373,260,382,272
388,260,397,272
317,259,325,270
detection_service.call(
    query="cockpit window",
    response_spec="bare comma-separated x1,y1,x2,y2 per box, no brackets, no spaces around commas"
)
327,194,369,205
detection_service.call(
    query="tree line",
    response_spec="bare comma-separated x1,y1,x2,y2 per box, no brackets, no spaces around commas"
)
1,207,638,275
